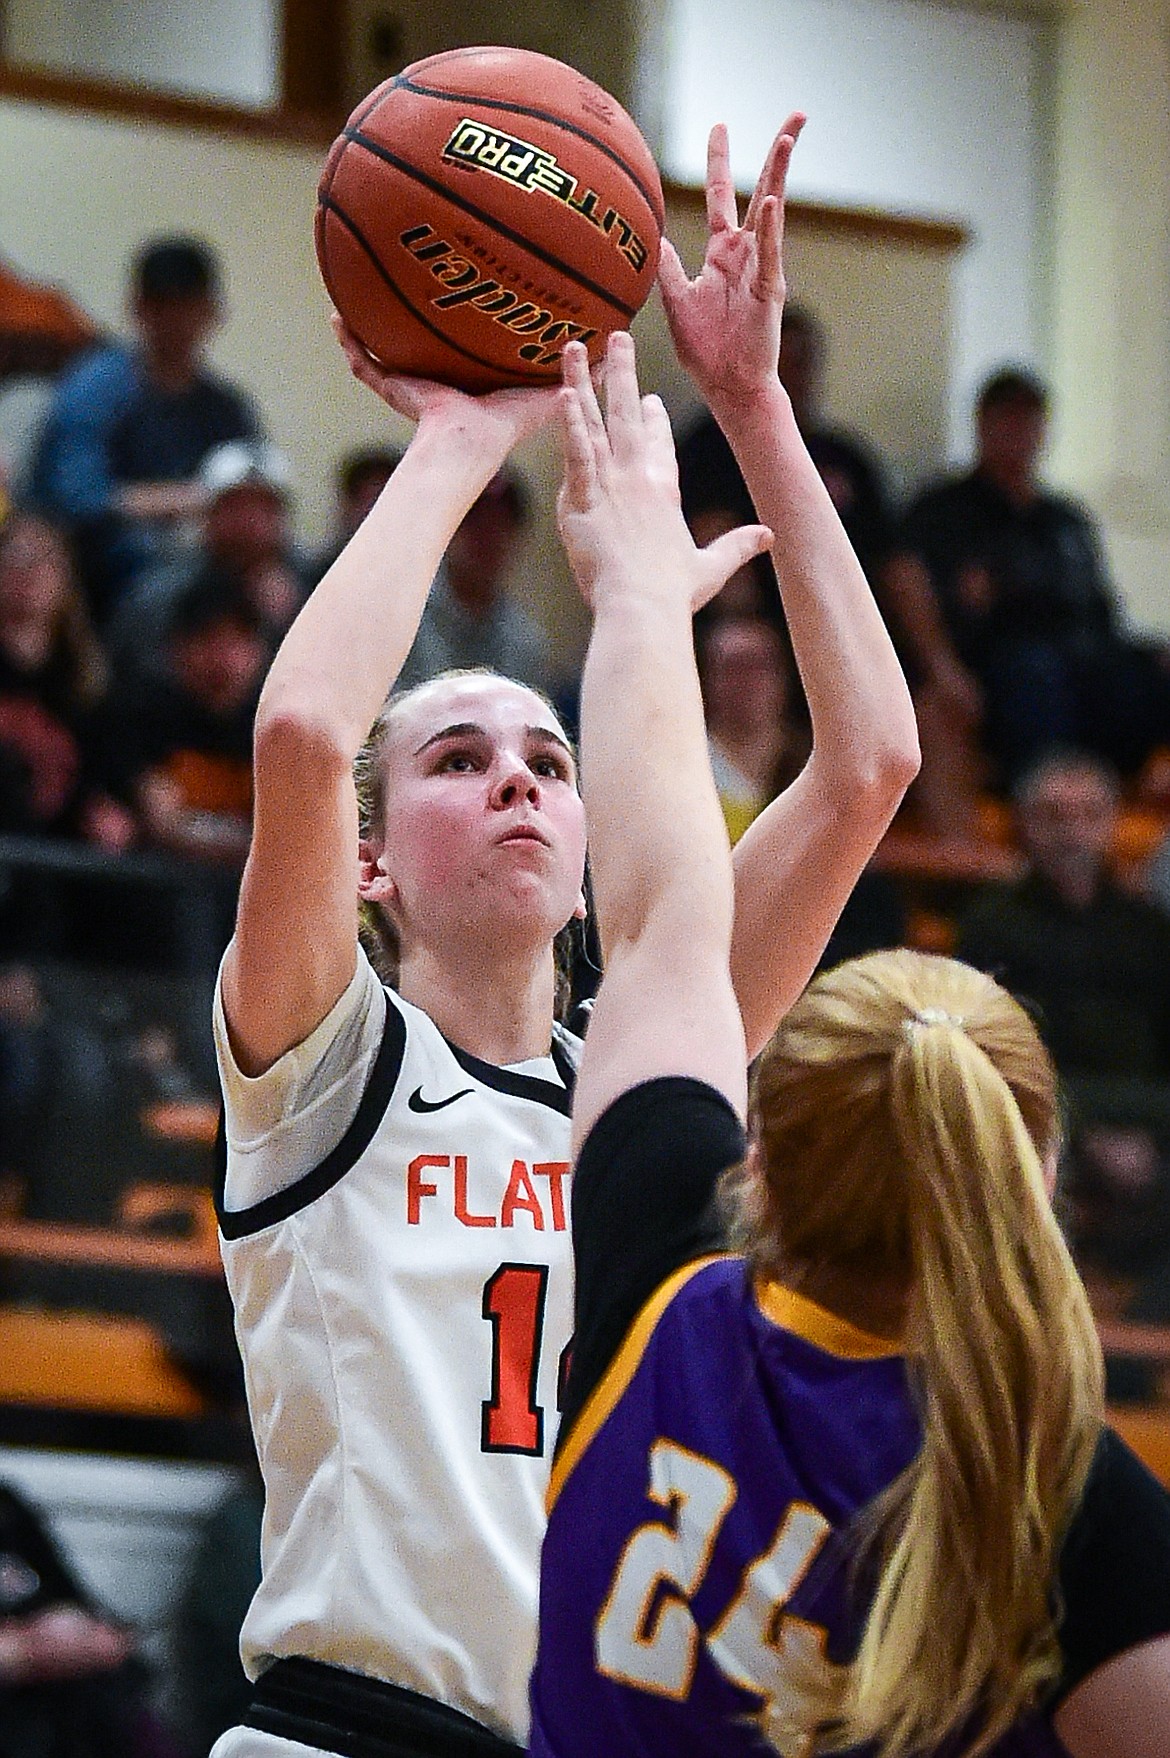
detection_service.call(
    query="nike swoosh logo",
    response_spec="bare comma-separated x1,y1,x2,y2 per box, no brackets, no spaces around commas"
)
408,1085,474,1114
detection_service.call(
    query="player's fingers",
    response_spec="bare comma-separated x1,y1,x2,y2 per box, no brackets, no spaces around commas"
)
744,132,785,231
695,523,774,610
331,312,381,381
745,113,804,229
705,124,738,236
640,393,680,488
558,385,600,509
330,316,428,417
656,237,692,316
771,116,804,221
756,197,784,302
601,331,644,461
561,340,609,468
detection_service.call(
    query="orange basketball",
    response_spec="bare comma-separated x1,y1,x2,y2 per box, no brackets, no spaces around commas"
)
315,46,665,392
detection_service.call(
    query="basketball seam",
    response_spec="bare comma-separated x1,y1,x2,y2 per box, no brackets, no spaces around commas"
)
343,129,638,320
392,74,665,229
319,193,559,384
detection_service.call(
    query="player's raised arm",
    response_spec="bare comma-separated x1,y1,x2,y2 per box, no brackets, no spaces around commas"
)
221,319,559,1075
659,120,920,1059
558,333,769,1150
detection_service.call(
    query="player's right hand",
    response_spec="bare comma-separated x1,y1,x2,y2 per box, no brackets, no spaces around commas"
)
330,313,560,446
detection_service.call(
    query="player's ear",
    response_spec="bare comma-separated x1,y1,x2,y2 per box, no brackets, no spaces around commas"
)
358,837,398,908
572,888,587,922
743,1137,766,1183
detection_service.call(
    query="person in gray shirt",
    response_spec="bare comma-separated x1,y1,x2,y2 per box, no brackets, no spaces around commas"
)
397,466,551,695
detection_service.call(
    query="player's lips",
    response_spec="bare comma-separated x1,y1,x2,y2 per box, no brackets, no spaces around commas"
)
495,823,550,848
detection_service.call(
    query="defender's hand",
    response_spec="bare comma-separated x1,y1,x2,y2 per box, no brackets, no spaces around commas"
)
556,334,771,611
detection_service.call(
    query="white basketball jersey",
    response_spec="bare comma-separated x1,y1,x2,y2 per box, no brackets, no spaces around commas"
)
215,981,577,1745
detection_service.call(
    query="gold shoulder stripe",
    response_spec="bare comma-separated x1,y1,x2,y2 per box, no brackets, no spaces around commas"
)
547,1255,733,1512
755,1279,903,1360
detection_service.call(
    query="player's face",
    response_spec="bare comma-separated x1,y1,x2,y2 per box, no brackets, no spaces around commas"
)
371,674,587,954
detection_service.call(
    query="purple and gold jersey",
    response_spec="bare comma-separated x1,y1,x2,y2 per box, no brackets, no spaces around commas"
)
527,1080,1170,1757
531,1255,1086,1757
531,1254,922,1756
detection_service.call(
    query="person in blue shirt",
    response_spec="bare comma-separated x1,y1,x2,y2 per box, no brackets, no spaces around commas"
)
531,126,1170,1758
28,236,259,619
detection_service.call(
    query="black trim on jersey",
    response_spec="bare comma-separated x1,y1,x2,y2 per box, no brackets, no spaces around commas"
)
215,995,408,1240
444,1036,573,1115
558,1076,746,1442
243,1656,523,1757
1052,1426,1170,1701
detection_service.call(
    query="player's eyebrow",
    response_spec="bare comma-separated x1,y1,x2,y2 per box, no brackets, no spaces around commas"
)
413,722,486,756
525,725,575,761
412,722,574,761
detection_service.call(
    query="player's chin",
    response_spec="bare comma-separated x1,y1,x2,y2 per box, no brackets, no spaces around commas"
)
494,863,578,928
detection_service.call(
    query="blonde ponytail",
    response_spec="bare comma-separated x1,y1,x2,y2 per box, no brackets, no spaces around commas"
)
841,1016,1102,1756
734,950,1104,1758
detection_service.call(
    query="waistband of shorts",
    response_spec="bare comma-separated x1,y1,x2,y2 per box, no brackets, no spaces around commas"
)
242,1657,524,1758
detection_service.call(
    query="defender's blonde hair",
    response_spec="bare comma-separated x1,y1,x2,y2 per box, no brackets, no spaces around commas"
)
731,948,1103,1758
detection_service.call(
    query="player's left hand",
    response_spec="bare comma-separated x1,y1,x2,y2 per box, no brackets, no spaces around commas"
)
556,333,771,612
657,116,805,409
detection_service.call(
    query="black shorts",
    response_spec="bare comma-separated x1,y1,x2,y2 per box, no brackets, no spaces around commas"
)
241,1658,523,1758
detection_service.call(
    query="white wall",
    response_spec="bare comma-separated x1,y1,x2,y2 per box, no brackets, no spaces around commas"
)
661,0,1052,461
6,0,279,108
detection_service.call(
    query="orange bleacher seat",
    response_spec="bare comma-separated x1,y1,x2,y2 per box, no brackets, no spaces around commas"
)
0,1307,203,1417
1108,1405,1170,1488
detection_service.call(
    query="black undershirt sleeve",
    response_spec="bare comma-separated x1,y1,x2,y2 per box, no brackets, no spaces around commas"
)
558,1076,747,1441
1054,1426,1170,1700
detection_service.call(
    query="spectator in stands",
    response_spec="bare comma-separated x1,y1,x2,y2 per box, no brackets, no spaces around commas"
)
958,748,1170,1286
0,1480,177,1758
28,237,260,620
698,611,805,845
108,440,303,677
0,509,134,847
308,445,403,585
396,464,552,693
885,367,1170,803
677,302,894,588
697,609,905,966
0,960,207,1226
193,442,304,640
94,570,266,868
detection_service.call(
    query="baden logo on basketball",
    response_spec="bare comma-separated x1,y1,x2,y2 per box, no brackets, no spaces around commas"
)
400,224,599,365
441,120,650,274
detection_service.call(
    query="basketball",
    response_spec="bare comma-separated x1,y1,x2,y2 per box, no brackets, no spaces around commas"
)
315,46,665,392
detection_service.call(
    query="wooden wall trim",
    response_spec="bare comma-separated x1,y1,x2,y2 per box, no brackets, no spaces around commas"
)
282,0,347,122
0,61,338,149
664,178,969,252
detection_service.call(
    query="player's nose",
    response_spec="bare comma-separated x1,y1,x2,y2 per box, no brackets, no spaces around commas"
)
490,757,541,809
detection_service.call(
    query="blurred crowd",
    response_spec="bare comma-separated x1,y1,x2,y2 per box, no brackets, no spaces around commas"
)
1,228,1170,1751
0,232,1168,1251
